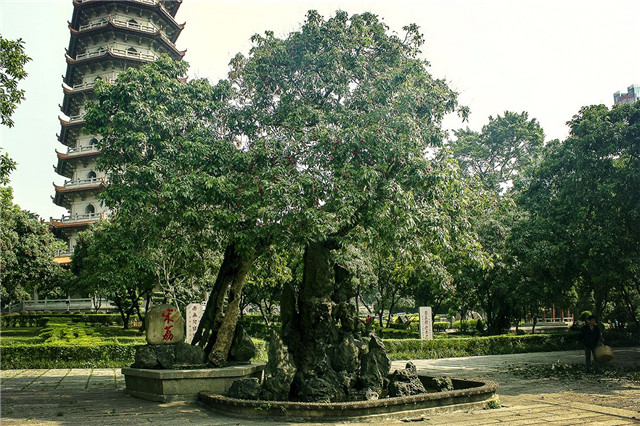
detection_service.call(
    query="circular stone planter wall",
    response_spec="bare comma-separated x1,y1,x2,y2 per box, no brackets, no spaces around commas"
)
198,375,498,421
122,363,265,402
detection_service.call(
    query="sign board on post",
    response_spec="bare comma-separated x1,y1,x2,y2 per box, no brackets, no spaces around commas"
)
419,306,433,340
185,303,205,345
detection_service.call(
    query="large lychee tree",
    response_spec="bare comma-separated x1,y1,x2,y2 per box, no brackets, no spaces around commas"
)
224,11,482,401
85,11,483,388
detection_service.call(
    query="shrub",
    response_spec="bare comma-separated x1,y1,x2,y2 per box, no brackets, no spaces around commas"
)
237,315,280,340
372,325,419,339
452,319,478,332
433,322,449,332
71,314,124,327
383,332,587,360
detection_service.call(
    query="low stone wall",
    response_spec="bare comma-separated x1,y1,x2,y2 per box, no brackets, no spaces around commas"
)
198,375,498,421
122,363,265,402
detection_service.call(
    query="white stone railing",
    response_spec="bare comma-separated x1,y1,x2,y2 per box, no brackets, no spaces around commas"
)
58,212,103,223
112,17,157,33
71,73,120,91
4,298,117,313
74,48,106,61
67,145,100,155
74,45,157,62
67,113,86,123
70,81,94,91
78,18,108,31
79,16,157,33
63,177,103,188
110,46,157,61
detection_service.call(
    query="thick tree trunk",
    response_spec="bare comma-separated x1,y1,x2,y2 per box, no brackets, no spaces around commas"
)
278,241,387,402
192,243,257,365
208,248,256,365
295,242,335,370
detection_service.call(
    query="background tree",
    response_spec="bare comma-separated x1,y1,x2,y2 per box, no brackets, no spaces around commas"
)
0,35,31,127
452,111,544,193
84,56,277,362
519,103,640,325
72,220,156,328
0,150,69,308
448,112,545,333
72,215,217,327
241,245,297,328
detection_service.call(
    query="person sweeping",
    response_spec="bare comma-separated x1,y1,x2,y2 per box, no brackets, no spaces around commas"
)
578,315,604,373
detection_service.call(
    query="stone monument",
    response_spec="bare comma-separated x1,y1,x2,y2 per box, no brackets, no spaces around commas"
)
185,303,205,345
419,306,433,340
146,304,185,345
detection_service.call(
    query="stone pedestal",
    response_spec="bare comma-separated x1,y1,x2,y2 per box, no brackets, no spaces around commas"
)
122,363,265,402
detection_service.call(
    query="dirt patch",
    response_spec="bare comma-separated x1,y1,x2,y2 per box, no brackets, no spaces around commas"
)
480,362,640,413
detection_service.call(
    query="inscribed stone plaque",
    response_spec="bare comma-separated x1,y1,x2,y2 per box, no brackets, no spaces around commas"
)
146,304,185,345
419,306,433,340
185,303,205,345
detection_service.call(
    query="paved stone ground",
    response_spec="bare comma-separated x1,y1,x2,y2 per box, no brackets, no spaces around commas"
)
1,347,639,425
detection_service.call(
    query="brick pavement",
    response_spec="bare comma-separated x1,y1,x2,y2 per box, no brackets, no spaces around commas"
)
1,348,639,425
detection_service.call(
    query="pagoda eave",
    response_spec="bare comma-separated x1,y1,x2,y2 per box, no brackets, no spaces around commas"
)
56,149,100,161
69,21,183,57
59,116,86,127
71,0,183,34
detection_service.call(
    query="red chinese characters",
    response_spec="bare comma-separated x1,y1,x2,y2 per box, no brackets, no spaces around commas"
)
162,307,175,341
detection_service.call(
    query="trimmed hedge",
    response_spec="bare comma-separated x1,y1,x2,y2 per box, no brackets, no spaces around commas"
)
1,315,49,328
1,313,124,328
384,330,640,361
1,343,139,369
70,314,124,327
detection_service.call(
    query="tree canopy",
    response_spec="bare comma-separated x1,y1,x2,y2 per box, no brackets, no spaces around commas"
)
0,35,31,127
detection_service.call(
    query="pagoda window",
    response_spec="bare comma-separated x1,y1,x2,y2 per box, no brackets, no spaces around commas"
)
85,204,95,215
87,170,97,179
89,137,99,145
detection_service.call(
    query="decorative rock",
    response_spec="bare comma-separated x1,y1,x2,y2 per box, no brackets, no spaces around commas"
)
155,345,176,369
348,387,379,401
359,335,391,392
133,344,160,369
228,325,256,363
261,331,297,401
132,343,205,369
175,342,205,366
365,388,379,400
432,376,454,392
331,334,359,372
227,377,261,400
145,304,185,345
388,366,427,397
294,373,341,403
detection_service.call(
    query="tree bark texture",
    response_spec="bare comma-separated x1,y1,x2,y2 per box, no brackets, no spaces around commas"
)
278,241,388,402
192,243,257,365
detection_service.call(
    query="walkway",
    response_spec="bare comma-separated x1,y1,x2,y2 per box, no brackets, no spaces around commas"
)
1,348,639,425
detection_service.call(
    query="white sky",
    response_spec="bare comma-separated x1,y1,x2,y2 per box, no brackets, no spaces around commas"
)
1,0,638,220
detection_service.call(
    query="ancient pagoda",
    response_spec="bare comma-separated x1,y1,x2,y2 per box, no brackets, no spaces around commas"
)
51,0,185,263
